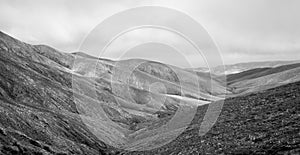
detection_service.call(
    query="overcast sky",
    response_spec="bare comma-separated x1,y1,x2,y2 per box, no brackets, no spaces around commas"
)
1,0,300,67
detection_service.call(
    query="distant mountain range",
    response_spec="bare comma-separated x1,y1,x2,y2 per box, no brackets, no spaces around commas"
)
193,60,300,75
0,31,299,154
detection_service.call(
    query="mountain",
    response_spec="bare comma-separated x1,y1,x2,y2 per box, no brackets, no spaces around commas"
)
0,31,226,154
227,63,300,84
194,60,300,75
0,31,299,154
225,63,300,95
0,31,109,154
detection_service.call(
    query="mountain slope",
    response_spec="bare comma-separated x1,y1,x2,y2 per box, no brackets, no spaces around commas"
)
194,60,300,75
0,32,110,154
227,63,300,84
229,66,300,95
0,31,226,153
124,80,300,154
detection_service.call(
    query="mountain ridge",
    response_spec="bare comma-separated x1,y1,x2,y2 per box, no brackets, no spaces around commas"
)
193,60,300,75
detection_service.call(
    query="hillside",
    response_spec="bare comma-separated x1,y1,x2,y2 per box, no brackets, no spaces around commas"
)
227,63,300,84
194,60,300,75
124,80,300,154
0,31,225,153
228,66,300,95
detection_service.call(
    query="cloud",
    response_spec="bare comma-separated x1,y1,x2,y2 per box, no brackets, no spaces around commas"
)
0,0,299,67
0,0,130,51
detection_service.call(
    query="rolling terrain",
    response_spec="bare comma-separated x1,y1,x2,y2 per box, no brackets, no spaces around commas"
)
194,60,300,75
225,63,300,95
0,31,299,154
227,63,300,84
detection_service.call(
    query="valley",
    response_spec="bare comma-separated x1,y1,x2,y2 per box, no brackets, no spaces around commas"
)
0,31,299,154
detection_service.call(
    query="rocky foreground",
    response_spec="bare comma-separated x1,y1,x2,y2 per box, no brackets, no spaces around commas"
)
126,81,300,154
0,31,299,154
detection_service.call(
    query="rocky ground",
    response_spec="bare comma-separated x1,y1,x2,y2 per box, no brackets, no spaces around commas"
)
126,81,300,154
